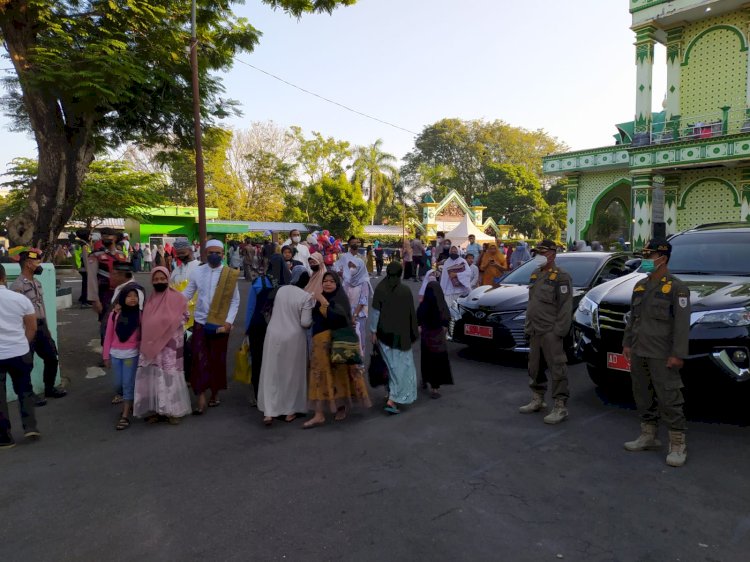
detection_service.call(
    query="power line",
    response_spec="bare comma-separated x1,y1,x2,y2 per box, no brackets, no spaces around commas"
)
234,58,419,137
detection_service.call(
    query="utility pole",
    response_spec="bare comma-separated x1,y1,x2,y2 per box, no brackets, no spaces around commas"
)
191,0,208,262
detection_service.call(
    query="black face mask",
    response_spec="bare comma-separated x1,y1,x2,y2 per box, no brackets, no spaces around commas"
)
449,252,459,260
153,283,169,293
310,265,320,272
33,265,43,275
103,239,114,247
350,245,359,252
178,254,192,263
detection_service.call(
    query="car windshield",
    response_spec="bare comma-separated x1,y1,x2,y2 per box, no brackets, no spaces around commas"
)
500,256,604,287
669,232,750,275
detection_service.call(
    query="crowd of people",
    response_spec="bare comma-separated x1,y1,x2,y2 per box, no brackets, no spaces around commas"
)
0,228,689,468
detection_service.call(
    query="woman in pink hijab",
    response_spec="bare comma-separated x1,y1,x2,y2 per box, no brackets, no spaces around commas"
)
133,266,192,423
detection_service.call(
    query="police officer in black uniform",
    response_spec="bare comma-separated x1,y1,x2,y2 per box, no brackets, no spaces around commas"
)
623,238,690,467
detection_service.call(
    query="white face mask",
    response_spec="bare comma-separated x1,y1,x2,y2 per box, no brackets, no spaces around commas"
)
291,236,301,244
533,254,548,267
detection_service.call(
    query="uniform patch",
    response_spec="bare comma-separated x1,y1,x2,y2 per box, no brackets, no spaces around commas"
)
549,273,557,281
661,284,672,294
560,285,568,294
678,296,688,308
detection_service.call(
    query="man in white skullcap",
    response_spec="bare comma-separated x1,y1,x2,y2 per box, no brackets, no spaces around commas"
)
183,239,240,414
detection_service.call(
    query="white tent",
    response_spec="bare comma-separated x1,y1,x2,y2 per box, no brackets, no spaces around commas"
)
444,214,495,247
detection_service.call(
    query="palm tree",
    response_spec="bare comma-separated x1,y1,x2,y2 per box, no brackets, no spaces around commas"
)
351,139,399,224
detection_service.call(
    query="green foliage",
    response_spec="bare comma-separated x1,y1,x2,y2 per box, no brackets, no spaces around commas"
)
401,118,566,205
593,201,627,242
291,126,351,184
0,0,357,247
2,157,168,229
299,174,371,238
350,139,398,222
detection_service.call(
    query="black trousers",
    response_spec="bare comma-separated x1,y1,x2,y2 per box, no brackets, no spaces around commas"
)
247,323,267,399
376,260,384,276
0,353,38,434
78,270,89,303
412,256,424,278
32,321,59,392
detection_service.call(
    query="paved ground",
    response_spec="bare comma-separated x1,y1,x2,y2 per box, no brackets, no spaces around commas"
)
3,273,750,561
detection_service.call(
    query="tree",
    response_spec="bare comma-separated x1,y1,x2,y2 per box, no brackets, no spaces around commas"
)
0,0,356,250
401,118,567,203
2,157,168,230
300,174,370,238
291,127,352,185
350,139,398,223
483,163,551,238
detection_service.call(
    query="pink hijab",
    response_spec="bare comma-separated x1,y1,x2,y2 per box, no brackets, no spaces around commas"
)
140,266,188,362
305,252,326,299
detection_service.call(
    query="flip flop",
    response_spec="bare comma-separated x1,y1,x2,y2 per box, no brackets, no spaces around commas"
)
115,417,130,431
192,408,205,416
208,399,221,407
111,395,123,405
284,414,297,423
384,405,400,415
302,419,325,429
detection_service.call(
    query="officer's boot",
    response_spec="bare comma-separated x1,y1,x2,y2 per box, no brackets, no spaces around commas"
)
543,399,568,424
666,431,687,467
518,393,546,414
624,423,661,451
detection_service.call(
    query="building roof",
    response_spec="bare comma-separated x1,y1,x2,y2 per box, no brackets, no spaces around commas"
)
66,218,126,230
206,220,318,234
363,225,405,236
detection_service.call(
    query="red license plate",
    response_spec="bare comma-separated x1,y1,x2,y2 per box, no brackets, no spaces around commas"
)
464,324,493,339
607,352,631,372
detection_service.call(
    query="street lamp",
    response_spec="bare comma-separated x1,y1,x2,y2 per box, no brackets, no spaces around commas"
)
191,0,208,262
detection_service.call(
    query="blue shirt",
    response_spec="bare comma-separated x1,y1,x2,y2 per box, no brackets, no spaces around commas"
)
466,243,482,259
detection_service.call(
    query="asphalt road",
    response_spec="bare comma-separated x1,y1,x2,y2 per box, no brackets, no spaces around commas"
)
2,273,750,562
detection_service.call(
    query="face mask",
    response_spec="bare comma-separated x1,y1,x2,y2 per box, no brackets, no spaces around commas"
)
178,254,192,263
103,239,114,247
292,236,301,243
350,244,359,251
33,265,43,275
641,256,663,273
533,255,548,267
153,283,168,293
443,245,450,250
207,253,222,268
449,252,459,260
311,265,320,272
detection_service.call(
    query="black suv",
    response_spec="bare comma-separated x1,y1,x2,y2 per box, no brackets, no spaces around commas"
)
575,223,750,395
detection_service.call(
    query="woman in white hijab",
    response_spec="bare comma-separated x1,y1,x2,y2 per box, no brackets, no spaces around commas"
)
439,246,473,336
343,257,373,355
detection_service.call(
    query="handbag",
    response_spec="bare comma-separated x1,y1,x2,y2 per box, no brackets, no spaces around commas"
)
233,337,253,384
368,345,389,388
330,326,363,365
447,262,466,288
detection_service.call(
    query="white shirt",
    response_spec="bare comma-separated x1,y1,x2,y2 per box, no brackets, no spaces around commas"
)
469,264,480,289
183,264,240,325
283,239,312,273
171,259,200,287
0,285,35,360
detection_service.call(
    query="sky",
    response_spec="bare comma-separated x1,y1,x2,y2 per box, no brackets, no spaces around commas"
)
0,0,668,174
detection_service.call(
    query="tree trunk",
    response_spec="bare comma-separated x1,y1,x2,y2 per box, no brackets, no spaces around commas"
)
1,2,96,255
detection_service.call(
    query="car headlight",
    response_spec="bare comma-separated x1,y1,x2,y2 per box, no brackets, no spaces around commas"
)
576,296,599,330
694,308,750,327
513,311,526,321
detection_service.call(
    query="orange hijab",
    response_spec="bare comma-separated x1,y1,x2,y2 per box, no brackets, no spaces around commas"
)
479,244,507,285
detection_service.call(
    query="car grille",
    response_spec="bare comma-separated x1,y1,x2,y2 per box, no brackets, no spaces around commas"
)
510,328,528,348
598,304,629,332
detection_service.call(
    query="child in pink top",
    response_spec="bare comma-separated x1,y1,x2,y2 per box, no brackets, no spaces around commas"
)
103,287,142,430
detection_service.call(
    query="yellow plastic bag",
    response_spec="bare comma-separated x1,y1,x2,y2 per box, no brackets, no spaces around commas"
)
233,337,252,385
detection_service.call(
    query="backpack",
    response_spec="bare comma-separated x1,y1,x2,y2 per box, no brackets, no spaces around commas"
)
249,276,278,329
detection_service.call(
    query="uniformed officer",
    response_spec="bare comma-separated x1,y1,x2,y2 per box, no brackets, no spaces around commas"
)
10,248,67,402
520,239,573,424
622,238,690,467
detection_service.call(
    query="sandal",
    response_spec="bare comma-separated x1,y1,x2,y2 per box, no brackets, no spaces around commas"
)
208,399,221,408
145,414,161,424
302,418,325,429
263,417,273,426
284,414,297,423
430,390,442,399
111,395,123,405
168,417,181,425
384,405,400,415
115,417,130,431
334,407,348,422
192,408,205,416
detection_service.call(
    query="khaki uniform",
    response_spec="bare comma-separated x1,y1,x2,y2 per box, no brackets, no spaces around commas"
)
525,265,573,401
10,275,59,392
623,273,690,431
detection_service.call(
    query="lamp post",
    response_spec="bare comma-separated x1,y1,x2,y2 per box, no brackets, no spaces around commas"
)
191,0,208,262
